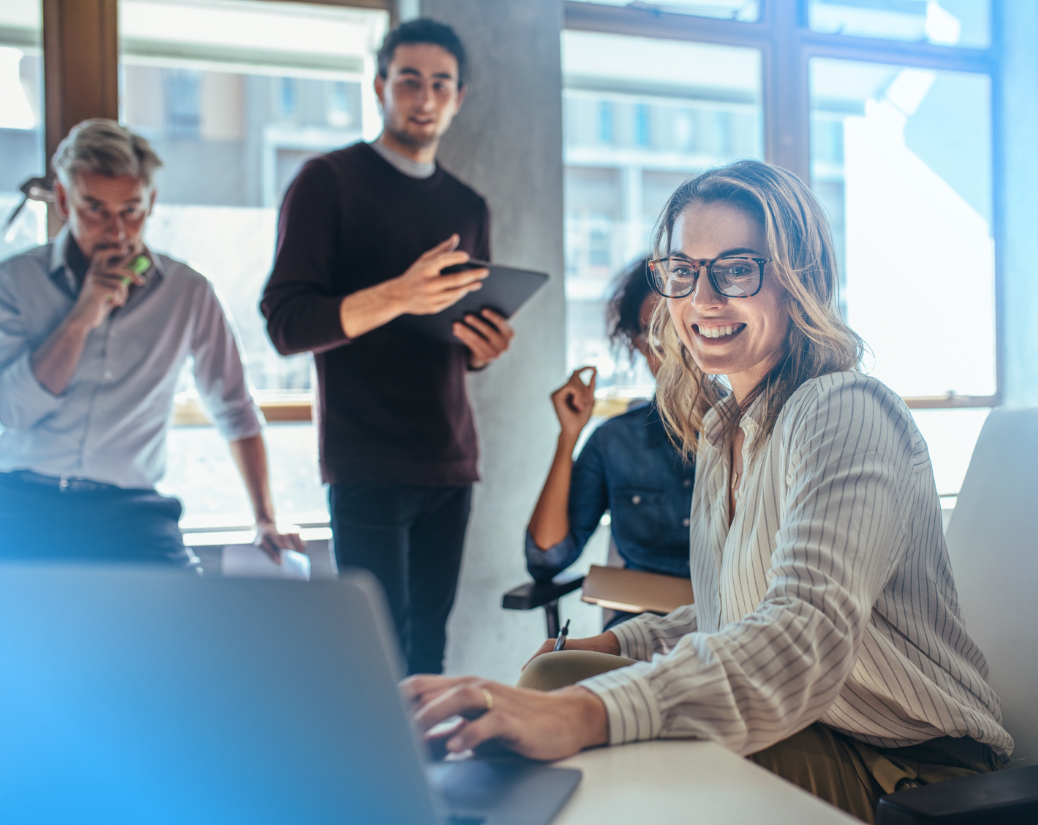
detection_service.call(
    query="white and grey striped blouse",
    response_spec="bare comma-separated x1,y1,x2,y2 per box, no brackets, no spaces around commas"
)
580,371,1013,758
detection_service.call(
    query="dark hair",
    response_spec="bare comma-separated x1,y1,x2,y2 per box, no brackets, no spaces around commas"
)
377,18,468,89
606,256,654,353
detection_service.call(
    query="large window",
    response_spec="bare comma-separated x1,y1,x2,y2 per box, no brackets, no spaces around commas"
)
0,0,46,261
117,0,388,531
565,1,1000,495
810,59,994,401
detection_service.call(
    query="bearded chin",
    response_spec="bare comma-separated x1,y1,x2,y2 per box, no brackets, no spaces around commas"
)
386,123,436,150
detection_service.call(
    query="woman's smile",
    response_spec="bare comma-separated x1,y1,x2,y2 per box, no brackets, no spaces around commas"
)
693,321,746,340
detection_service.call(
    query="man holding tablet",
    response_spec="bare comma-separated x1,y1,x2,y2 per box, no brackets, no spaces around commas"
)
262,18,514,676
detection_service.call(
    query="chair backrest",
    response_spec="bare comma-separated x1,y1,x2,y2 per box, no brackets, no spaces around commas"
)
944,407,1038,767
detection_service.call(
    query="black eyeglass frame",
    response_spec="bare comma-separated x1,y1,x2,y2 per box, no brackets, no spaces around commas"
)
646,255,770,299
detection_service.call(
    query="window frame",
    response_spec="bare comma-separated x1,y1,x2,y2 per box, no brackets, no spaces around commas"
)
563,0,1004,410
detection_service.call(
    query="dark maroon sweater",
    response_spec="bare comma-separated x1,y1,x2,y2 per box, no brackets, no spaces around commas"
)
261,142,491,486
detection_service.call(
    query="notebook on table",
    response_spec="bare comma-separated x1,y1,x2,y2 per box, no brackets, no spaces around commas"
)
580,564,694,615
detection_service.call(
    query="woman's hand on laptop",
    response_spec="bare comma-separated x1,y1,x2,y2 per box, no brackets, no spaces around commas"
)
522,631,621,671
402,675,608,761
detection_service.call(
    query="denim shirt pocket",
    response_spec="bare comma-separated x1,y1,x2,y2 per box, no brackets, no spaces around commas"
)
610,487,666,555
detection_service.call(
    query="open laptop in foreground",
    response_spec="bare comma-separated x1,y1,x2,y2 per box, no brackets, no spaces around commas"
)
0,566,581,825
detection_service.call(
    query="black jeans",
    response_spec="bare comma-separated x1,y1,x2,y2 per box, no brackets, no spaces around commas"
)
329,481,472,676
0,471,195,568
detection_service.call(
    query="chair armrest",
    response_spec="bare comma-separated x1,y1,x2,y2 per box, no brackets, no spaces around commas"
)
876,764,1038,825
502,572,585,611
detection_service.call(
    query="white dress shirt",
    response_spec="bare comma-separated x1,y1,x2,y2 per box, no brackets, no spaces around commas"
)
581,371,1012,758
0,228,263,489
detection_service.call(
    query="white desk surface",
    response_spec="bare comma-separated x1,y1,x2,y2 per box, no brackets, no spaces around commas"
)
553,740,859,824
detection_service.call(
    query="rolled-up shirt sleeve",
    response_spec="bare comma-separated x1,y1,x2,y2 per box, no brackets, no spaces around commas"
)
579,384,914,755
0,273,63,430
525,429,610,581
190,280,263,441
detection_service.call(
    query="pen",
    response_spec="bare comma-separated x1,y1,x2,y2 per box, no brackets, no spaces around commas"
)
553,618,571,652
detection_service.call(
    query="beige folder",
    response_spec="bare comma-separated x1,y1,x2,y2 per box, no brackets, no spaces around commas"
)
580,564,694,615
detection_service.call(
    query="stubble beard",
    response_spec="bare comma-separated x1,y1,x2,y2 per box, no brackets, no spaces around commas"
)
385,121,438,151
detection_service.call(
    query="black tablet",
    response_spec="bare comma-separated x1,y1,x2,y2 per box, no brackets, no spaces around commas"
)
393,260,549,343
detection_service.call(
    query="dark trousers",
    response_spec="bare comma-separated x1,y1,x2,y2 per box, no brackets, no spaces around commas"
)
0,471,195,568
329,481,472,676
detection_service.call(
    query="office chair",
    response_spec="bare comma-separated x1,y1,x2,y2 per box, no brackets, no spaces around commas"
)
501,570,585,638
876,407,1038,824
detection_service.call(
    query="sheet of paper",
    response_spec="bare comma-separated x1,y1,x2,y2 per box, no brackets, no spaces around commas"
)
221,544,310,581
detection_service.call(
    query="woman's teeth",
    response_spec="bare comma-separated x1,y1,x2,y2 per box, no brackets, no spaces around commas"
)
699,324,742,339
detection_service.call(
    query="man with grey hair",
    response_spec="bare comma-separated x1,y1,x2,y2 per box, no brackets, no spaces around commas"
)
0,118,303,567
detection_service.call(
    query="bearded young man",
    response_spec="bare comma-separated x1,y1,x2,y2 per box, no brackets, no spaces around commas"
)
262,18,513,676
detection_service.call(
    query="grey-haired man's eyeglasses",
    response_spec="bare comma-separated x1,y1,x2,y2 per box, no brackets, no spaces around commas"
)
647,255,769,299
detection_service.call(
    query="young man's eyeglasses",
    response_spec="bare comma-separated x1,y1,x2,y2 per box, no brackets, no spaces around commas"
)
647,255,769,299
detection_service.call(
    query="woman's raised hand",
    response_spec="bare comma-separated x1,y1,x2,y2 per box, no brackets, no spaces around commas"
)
550,366,597,439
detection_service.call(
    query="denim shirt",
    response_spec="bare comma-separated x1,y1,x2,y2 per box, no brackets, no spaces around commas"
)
525,399,694,582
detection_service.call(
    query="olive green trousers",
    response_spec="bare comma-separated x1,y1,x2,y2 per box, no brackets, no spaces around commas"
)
517,651,1002,824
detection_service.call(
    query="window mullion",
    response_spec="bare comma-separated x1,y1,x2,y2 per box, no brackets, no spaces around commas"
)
764,0,808,179
42,0,119,236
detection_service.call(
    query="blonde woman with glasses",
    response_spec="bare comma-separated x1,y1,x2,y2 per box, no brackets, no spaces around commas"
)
404,160,1010,823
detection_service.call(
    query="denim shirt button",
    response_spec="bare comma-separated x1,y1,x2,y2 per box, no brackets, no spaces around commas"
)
683,479,692,487
631,494,641,505
683,518,690,527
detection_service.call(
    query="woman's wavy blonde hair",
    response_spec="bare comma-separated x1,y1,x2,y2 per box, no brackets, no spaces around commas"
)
651,160,865,462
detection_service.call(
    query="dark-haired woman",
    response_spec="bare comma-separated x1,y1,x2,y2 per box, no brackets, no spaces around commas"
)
525,259,693,628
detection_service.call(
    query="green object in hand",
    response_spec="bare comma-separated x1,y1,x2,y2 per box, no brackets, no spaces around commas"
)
121,254,150,285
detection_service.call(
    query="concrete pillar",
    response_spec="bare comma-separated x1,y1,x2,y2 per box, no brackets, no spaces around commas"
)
419,0,569,681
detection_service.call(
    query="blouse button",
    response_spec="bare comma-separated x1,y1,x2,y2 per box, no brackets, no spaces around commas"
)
631,495,641,505
683,479,692,487
683,518,690,527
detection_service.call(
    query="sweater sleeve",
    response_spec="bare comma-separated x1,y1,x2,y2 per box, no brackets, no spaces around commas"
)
261,158,352,356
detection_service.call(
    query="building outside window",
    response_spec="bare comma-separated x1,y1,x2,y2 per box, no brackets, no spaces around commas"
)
164,69,202,137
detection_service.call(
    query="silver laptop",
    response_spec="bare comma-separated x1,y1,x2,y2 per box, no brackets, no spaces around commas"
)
0,566,581,824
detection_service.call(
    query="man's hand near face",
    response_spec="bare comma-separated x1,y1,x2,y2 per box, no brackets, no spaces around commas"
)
69,248,148,330
31,248,148,396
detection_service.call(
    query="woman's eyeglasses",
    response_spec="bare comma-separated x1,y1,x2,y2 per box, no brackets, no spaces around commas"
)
647,255,769,299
